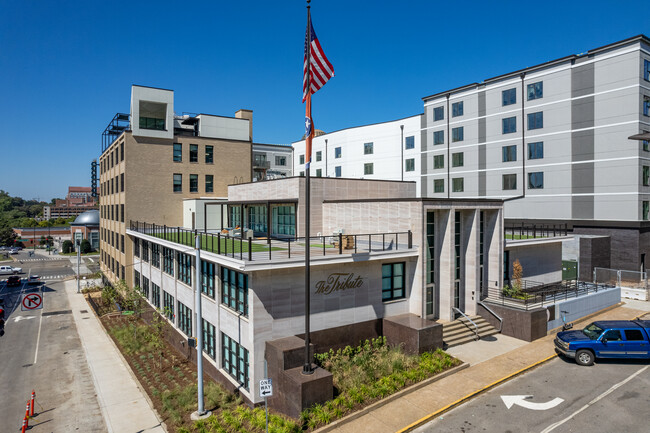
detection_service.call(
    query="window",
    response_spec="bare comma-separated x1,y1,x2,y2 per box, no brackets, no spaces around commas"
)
316,168,322,177
202,319,216,359
134,238,140,257
299,154,305,165
316,151,322,162
644,201,649,220
364,142,374,155
177,252,192,286
433,106,444,121
528,172,544,189
173,144,182,162
645,59,650,81
271,205,295,236
527,112,543,130
426,211,435,285
452,101,463,117
275,156,286,166
405,136,415,149
625,329,644,341
452,127,464,142
644,96,650,117
140,116,165,130
163,247,174,276
434,179,444,193
201,260,215,298
434,130,444,145
528,141,544,159
527,81,543,100
173,174,182,192
405,158,415,172
142,240,149,262
434,155,444,169
120,142,124,161
134,270,140,289
335,147,341,158
177,302,192,336
163,291,174,320
452,177,464,192
502,145,517,162
190,174,198,193
190,144,198,163
602,329,622,341
205,175,214,193
643,131,649,152
364,163,374,175
502,88,516,106
335,166,341,177
142,276,150,299
452,152,464,167
502,116,517,134
382,263,405,301
221,267,248,316
151,243,160,268
222,333,249,389
151,283,160,309
205,145,214,164
121,173,124,192
502,174,517,190
121,204,124,222
644,166,650,186
299,171,304,176
248,205,267,233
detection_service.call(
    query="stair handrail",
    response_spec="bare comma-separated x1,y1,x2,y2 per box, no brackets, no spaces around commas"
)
478,301,503,332
452,307,480,340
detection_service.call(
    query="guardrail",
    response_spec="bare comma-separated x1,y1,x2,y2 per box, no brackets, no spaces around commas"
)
504,223,568,240
452,307,479,339
129,221,413,262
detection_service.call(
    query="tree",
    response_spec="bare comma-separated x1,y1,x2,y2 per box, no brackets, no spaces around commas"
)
39,235,46,246
80,239,92,254
512,259,523,292
62,240,73,254
0,227,16,247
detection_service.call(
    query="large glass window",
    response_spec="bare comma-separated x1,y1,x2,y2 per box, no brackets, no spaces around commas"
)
426,212,435,285
230,206,242,228
151,243,160,268
434,130,444,145
502,174,517,190
434,155,444,169
452,152,464,167
528,172,544,189
502,88,516,106
502,145,517,162
221,267,248,316
190,174,198,193
644,166,650,186
527,112,544,130
645,59,650,81
201,260,215,298
433,106,444,121
173,143,182,162
405,158,415,172
528,141,544,159
527,82,543,100
644,201,649,221
203,319,216,359
142,276,150,299
364,163,374,175
248,205,267,233
134,270,141,289
434,179,444,193
222,333,249,389
502,116,517,134
140,116,165,130
163,291,174,320
275,156,286,166
163,247,174,276
177,252,192,286
177,301,192,336
190,144,198,163
151,283,160,309
452,177,464,192
452,101,463,117
271,205,295,236
405,136,415,149
173,174,182,192
205,175,214,193
134,238,140,257
644,96,650,117
142,240,149,262
382,263,405,301
205,145,214,163
452,127,464,142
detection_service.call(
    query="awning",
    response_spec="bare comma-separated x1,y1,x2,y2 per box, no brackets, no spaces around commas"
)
628,132,650,141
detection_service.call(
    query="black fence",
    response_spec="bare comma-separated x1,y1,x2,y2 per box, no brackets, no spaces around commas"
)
504,223,568,240
129,221,413,262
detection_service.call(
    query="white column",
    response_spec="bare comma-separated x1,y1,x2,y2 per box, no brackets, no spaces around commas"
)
437,209,454,321
462,209,479,316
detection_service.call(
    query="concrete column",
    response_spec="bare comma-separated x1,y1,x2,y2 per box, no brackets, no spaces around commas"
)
484,209,503,295
437,209,454,321
462,209,479,316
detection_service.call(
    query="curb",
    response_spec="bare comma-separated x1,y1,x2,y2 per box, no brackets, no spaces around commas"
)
396,354,557,433
314,363,469,433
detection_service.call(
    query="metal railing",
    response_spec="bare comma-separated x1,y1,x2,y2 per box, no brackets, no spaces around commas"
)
504,223,568,240
129,221,413,262
477,301,502,332
452,307,479,339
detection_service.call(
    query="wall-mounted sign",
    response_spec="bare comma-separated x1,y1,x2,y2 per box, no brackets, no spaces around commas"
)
315,273,364,295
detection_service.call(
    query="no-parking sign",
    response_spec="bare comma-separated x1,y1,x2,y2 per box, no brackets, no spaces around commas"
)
21,293,43,311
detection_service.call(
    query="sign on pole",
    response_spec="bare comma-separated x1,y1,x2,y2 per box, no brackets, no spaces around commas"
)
21,293,43,311
259,378,273,398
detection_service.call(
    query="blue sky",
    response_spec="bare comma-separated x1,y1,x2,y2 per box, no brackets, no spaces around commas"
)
1,1,648,201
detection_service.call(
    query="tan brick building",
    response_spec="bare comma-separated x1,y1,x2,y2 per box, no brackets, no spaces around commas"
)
99,85,252,285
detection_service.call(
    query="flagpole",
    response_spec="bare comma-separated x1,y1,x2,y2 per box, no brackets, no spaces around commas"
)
303,0,313,375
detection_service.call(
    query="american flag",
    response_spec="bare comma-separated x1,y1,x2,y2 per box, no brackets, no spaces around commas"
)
303,21,334,102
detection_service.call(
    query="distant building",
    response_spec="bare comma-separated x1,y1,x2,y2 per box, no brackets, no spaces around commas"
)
44,186,98,220
13,226,71,248
70,209,100,250
252,143,293,181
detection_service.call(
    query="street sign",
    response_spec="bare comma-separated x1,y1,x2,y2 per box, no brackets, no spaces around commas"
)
21,293,43,311
259,378,273,398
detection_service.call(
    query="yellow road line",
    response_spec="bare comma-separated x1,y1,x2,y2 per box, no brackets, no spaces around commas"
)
396,354,557,433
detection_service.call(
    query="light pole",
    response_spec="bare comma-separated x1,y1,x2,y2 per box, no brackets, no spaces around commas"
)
76,238,81,293
191,232,210,420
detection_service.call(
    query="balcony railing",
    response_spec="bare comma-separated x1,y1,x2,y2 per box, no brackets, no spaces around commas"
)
129,221,413,262
253,160,271,169
504,223,568,240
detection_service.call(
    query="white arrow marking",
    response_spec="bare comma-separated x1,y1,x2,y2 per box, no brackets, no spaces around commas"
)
13,316,36,323
501,395,564,411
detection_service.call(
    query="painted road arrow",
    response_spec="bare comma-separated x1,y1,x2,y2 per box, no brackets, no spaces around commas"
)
13,316,36,323
501,395,564,410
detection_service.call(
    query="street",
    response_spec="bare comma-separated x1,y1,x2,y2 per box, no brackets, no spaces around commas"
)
414,357,650,433
3,250,100,281
0,278,106,432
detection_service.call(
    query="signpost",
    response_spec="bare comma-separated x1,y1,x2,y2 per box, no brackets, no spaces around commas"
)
21,293,43,311
259,378,273,433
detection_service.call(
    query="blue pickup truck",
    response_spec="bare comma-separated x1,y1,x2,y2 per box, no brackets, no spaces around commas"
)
555,320,650,366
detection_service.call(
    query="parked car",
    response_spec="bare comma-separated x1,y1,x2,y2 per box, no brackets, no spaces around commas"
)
0,265,22,275
9,248,18,255
6,275,21,286
555,320,650,366
27,275,41,285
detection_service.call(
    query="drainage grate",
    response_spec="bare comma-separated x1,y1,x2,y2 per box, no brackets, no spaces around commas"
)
42,310,72,317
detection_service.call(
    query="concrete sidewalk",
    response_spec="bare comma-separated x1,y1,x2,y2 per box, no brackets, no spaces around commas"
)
64,280,165,433
320,301,650,433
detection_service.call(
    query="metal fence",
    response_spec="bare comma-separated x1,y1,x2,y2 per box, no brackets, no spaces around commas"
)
129,221,413,262
504,223,568,240
594,267,647,290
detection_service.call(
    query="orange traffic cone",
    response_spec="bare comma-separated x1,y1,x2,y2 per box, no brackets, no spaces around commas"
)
30,390,35,416
24,401,30,426
21,416,27,433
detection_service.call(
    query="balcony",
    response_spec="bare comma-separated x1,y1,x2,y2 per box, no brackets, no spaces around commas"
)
253,160,271,169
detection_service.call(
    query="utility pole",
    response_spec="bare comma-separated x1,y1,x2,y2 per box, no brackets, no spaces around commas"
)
76,239,81,293
191,232,210,420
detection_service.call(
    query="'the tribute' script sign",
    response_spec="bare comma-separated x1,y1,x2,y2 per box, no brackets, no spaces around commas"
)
315,273,364,295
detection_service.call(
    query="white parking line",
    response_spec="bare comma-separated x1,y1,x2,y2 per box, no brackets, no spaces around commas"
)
540,365,650,433
34,309,43,364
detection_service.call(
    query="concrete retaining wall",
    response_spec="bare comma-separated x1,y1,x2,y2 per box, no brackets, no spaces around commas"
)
546,287,620,330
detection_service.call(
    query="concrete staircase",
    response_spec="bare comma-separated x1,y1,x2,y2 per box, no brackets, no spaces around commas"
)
442,315,499,348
